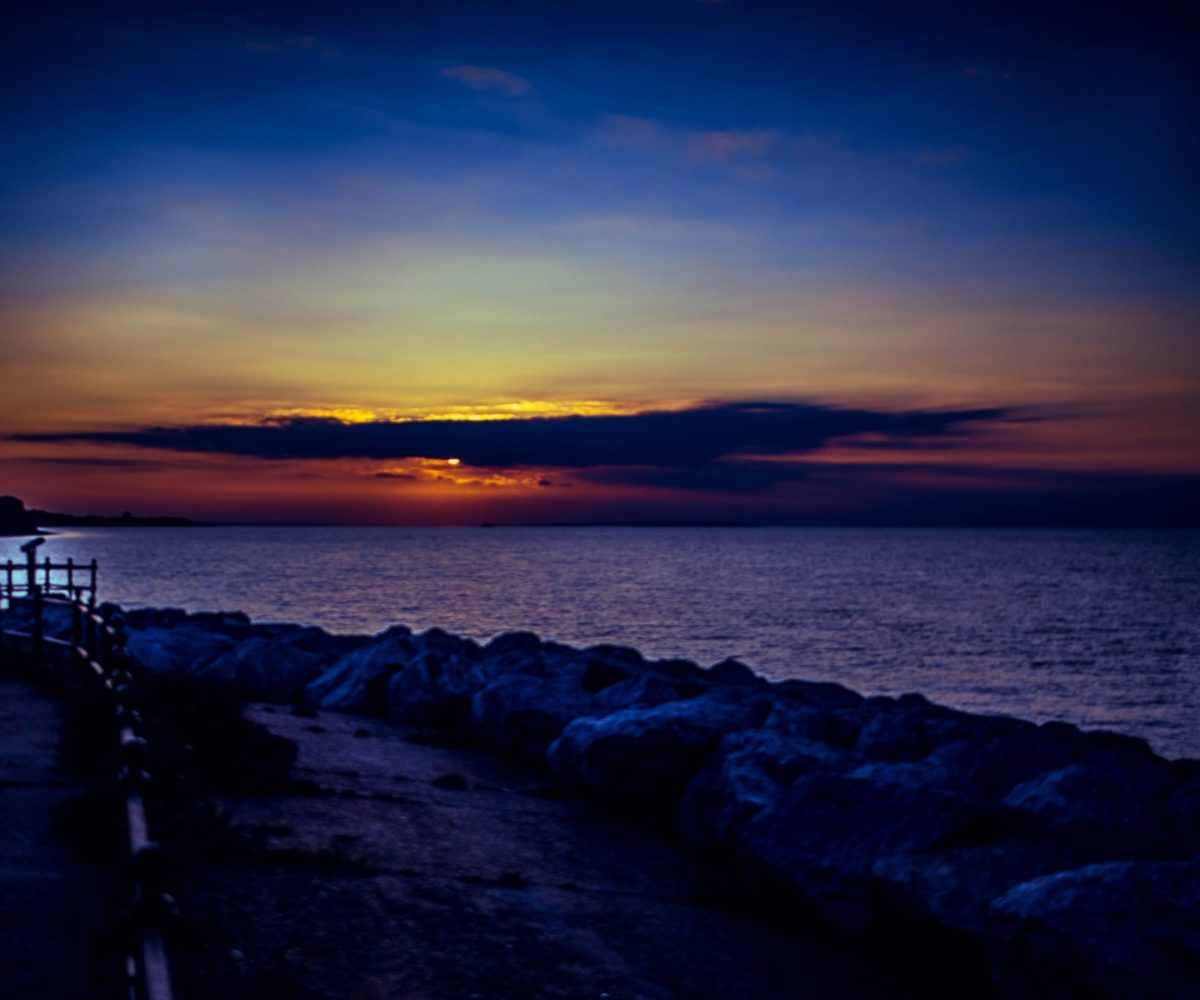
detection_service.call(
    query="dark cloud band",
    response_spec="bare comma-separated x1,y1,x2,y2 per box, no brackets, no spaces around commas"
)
14,401,1015,469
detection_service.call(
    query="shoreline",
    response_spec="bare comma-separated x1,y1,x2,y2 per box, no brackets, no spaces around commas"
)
7,597,1198,998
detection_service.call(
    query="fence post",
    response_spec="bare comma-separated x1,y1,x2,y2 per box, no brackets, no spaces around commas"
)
89,560,97,601
72,596,82,662
31,585,43,667
87,593,97,664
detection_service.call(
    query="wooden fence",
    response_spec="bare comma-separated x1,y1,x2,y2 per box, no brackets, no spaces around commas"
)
0,552,174,1000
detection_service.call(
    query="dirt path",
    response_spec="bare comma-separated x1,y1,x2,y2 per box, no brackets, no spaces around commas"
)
0,678,113,999
172,705,931,1000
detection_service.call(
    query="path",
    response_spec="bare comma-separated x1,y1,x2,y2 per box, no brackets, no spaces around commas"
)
0,678,113,999
172,705,932,1000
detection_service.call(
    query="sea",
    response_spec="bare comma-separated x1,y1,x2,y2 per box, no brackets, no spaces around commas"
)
3,526,1197,758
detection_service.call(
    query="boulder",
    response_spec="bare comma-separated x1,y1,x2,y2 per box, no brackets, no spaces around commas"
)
126,623,238,675
871,822,1159,940
384,628,483,726
764,698,860,749
469,656,680,765
677,727,851,853
988,860,1200,1000
305,624,414,713
547,689,772,804
736,772,1023,934
1002,761,1180,842
855,693,1020,763
193,636,331,701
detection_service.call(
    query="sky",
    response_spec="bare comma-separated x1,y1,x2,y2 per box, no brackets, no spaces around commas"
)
1,0,1197,525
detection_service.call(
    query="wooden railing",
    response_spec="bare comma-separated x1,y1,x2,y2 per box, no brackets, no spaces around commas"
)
0,555,174,1000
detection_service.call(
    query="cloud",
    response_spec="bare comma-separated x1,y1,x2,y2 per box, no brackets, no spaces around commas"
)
601,116,781,162
244,36,340,59
15,401,1015,470
442,65,531,97
687,128,781,162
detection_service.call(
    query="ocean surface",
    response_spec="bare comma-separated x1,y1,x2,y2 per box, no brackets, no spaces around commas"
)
3,526,1197,758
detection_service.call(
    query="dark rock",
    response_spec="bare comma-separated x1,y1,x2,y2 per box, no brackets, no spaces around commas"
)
384,628,484,727
469,658,678,764
123,607,189,630
126,624,237,675
193,636,333,701
649,658,706,684
678,728,851,853
580,658,631,693
764,699,860,749
988,860,1200,1000
1002,761,1180,841
582,643,645,671
737,772,1022,934
872,822,1159,940
773,678,864,711
1168,776,1200,851
547,689,772,805
708,658,759,685
305,625,414,713
855,694,1020,763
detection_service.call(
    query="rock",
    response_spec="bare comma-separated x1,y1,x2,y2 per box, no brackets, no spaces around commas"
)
772,677,864,711
988,860,1200,1000
126,623,238,675
764,698,860,749
469,657,679,765
677,728,850,853
384,628,483,726
736,772,1022,935
0,495,38,536
547,689,772,805
124,607,189,631
648,658,706,686
305,625,414,713
871,822,1158,940
708,658,759,685
1,596,75,640
855,693,1020,763
193,636,331,701
1002,761,1180,841
1168,775,1200,851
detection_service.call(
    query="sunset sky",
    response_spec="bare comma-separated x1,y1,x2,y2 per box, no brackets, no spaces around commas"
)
2,1,1197,524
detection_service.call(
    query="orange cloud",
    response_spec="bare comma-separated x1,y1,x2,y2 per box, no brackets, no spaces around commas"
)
442,65,531,96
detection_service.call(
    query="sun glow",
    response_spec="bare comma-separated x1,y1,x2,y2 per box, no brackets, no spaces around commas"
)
234,399,668,426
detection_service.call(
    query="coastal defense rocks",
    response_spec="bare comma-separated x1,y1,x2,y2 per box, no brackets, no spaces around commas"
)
127,624,238,675
306,625,413,713
470,652,683,764
988,861,1200,1000
736,772,1021,934
384,628,483,726
92,602,1198,997
122,614,357,698
0,495,38,536
548,691,772,804
677,728,852,853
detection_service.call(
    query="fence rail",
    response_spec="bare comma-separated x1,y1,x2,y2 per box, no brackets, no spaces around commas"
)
0,555,174,1000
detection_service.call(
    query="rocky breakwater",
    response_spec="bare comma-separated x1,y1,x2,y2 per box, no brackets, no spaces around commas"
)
14,599,1198,999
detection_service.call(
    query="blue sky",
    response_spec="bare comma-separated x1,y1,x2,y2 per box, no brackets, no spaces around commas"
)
1,1,1197,523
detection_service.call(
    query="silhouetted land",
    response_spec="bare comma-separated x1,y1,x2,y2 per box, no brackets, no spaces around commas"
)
31,509,207,528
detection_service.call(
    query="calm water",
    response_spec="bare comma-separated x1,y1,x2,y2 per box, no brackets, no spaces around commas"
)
3,527,1198,758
